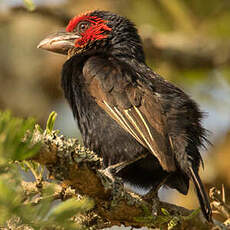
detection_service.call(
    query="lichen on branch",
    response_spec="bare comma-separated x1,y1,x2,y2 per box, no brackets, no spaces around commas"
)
29,119,212,229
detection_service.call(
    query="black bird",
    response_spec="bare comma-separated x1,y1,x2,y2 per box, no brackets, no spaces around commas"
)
38,10,212,222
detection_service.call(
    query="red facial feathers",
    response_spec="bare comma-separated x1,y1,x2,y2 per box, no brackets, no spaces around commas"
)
66,14,112,48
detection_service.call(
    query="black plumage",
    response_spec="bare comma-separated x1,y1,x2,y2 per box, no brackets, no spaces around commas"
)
38,10,212,222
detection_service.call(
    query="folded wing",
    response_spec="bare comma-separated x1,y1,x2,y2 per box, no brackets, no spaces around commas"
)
83,56,176,172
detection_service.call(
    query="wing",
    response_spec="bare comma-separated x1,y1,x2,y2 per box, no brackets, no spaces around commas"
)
83,56,176,172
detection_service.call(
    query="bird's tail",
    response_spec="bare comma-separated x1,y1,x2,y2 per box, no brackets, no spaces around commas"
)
189,166,212,222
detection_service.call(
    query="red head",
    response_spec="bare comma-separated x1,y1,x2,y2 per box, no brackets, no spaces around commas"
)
37,11,113,55
66,13,112,48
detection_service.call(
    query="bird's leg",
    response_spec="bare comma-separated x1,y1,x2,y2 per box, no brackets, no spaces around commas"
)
98,161,127,188
98,161,129,185
98,167,116,184
98,165,124,195
99,155,147,185
143,189,160,216
99,156,147,191
143,176,169,216
108,154,147,174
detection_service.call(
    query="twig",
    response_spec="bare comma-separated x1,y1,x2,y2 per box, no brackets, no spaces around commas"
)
210,187,230,219
11,6,71,25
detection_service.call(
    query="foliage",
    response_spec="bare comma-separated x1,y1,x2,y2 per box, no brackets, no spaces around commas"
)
0,110,39,164
46,111,57,133
23,0,36,11
0,111,94,230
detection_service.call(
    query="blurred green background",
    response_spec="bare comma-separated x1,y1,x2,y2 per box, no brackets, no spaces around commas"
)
0,0,230,223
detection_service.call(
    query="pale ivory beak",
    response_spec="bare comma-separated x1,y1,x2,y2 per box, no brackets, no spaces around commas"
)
37,31,80,55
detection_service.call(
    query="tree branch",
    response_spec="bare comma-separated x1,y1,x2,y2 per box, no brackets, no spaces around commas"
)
141,31,230,69
29,126,213,229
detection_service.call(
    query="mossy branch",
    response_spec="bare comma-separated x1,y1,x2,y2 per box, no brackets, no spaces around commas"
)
30,124,213,229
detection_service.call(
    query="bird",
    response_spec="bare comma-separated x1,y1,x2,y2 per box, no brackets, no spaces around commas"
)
38,10,212,222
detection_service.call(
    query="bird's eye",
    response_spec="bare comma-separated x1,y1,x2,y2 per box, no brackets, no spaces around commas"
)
76,21,90,34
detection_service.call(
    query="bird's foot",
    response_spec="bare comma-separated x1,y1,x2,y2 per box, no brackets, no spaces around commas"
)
98,161,132,184
98,167,124,194
104,156,147,176
98,167,115,184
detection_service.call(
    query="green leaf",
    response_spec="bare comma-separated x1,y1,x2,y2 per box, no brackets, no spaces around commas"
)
0,179,22,224
161,208,170,216
168,216,180,230
46,111,57,133
0,110,40,164
48,197,94,223
183,208,200,221
23,0,36,11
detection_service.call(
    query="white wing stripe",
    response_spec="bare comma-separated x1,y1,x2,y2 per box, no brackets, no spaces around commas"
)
103,100,128,131
103,101,159,161
114,107,145,146
103,100,144,145
134,106,154,141
124,109,158,157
